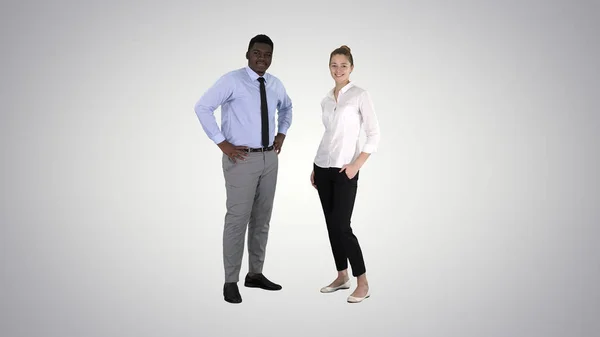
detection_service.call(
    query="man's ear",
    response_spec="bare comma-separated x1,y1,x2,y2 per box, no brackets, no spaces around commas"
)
245,51,249,60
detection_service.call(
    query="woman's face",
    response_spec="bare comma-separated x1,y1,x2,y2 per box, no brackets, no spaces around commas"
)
329,54,353,85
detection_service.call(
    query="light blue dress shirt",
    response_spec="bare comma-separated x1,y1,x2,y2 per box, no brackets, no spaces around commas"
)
194,66,293,148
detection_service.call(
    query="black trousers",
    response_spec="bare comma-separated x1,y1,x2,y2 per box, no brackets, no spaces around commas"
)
313,163,366,277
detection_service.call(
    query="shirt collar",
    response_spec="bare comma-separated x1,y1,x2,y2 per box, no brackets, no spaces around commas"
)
245,66,268,83
328,81,354,98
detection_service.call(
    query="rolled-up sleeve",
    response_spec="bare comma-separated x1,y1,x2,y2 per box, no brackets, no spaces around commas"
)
359,90,380,154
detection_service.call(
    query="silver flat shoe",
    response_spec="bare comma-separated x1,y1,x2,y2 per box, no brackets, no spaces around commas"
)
347,291,370,303
320,279,351,293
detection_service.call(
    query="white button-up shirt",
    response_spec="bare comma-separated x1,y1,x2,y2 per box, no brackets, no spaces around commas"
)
314,82,381,168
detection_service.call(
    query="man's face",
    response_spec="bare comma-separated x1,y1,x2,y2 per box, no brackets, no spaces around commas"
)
247,42,273,76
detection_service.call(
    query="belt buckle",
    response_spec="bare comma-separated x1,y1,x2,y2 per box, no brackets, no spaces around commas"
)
247,146,271,153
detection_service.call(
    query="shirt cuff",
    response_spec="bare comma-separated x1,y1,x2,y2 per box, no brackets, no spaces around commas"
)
212,133,226,145
362,143,377,154
277,125,289,135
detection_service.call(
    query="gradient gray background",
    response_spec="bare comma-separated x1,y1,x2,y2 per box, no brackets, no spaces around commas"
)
1,0,599,336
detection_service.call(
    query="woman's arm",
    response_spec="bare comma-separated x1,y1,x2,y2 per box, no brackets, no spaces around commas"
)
352,90,380,169
341,90,380,177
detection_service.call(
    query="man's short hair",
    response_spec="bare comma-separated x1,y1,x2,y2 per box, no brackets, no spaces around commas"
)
248,34,274,51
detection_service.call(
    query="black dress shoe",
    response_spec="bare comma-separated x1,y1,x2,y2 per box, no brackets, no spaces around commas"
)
244,273,282,291
223,282,242,303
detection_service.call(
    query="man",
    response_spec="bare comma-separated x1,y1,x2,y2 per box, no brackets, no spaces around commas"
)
193,34,293,304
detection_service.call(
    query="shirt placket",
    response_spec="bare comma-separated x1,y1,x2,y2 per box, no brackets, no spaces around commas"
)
330,94,340,167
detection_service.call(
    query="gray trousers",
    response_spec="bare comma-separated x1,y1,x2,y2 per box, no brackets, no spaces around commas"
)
221,150,278,283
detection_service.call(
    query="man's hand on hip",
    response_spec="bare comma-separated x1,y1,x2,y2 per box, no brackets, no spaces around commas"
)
273,133,286,154
218,141,248,163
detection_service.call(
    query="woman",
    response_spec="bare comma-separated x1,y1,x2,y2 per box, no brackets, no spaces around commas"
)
310,45,381,303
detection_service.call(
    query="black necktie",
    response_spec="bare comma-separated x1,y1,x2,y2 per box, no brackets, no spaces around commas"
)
257,77,269,147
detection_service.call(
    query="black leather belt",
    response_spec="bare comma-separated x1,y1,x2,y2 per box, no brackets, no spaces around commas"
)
244,145,274,153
